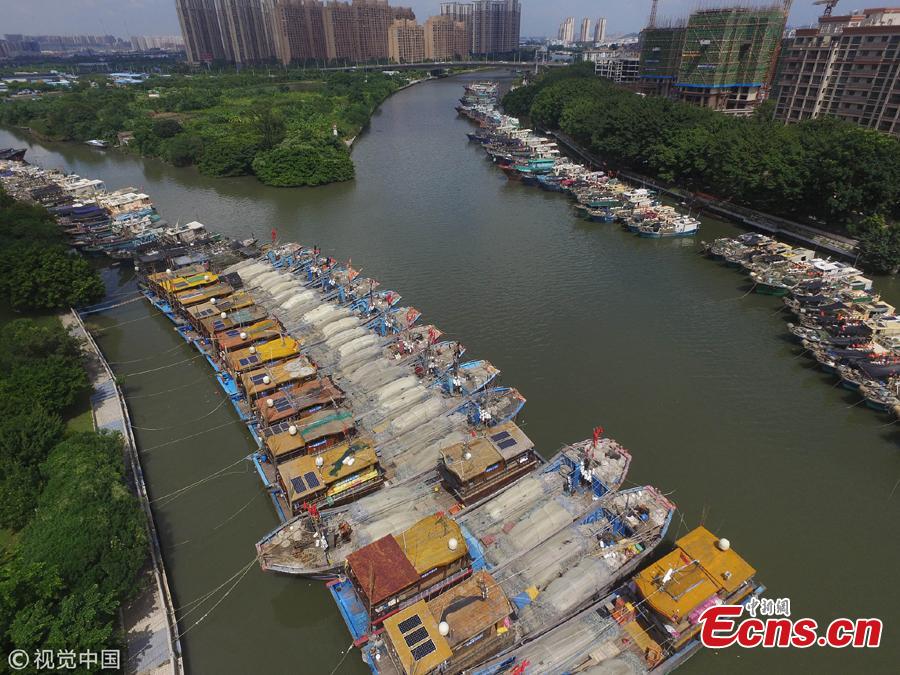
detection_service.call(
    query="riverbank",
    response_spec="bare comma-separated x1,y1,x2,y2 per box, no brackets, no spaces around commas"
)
550,130,859,259
62,309,183,675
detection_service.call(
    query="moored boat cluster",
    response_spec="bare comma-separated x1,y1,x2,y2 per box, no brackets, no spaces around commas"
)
0,158,196,258
6,149,765,674
705,233,900,417
456,82,701,239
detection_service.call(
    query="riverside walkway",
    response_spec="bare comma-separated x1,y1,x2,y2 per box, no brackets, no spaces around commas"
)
62,310,183,675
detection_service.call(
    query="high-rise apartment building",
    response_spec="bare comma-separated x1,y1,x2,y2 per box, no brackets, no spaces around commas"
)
579,18,593,44
218,0,278,63
774,8,900,137
594,17,607,43
638,5,787,114
425,15,469,60
387,18,425,62
176,0,229,62
177,0,415,65
558,17,575,44
273,0,329,62
439,1,519,55
471,1,520,55
440,2,474,52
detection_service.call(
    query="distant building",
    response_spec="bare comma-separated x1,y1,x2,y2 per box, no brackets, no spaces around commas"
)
774,8,900,137
176,0,230,62
130,35,184,51
558,17,575,44
579,18,593,44
387,18,424,63
471,0,520,55
440,2,474,52
424,15,469,60
595,55,640,83
217,0,278,64
638,5,788,114
594,17,607,44
178,0,416,65
273,0,329,62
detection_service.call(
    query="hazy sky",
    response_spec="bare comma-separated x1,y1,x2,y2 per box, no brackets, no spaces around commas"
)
0,1,826,39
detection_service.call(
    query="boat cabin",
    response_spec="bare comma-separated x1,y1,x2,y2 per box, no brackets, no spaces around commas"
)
159,270,218,298
256,376,345,426
344,514,471,626
186,291,255,331
175,282,234,309
262,408,356,464
440,422,539,505
240,356,317,399
379,570,513,675
224,336,301,374
216,319,283,353
201,305,269,337
278,439,382,515
146,264,207,295
633,526,757,652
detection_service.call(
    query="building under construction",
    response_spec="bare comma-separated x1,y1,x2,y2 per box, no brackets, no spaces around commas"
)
638,3,788,114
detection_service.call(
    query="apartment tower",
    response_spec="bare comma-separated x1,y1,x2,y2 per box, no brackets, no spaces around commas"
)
774,7,900,137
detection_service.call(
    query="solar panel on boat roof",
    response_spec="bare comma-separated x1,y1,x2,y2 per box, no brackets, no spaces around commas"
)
411,640,436,662
490,431,511,443
403,626,429,648
304,472,321,489
250,373,267,384
213,321,225,330
496,437,518,450
274,398,293,412
290,476,305,493
397,615,422,633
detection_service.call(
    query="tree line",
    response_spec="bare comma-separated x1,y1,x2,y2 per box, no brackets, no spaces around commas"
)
503,65,900,273
0,192,146,661
0,69,422,188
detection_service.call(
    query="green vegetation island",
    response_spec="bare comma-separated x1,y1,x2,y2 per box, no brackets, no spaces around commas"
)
0,187,146,658
0,69,429,188
504,65,900,274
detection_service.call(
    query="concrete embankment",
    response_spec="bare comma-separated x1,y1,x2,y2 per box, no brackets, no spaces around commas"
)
63,310,183,675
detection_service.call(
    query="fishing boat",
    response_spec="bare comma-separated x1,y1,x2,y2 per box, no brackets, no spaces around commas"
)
471,527,762,675
0,148,26,161
364,485,675,673
255,430,631,578
85,139,110,148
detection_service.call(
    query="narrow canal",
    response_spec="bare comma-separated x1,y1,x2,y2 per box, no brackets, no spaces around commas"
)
2,71,897,674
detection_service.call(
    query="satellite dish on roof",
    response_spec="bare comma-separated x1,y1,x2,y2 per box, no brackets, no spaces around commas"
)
220,312,227,319
438,621,450,636
288,425,298,436
266,398,274,408
262,375,271,385
315,456,324,468
210,297,217,304
240,332,248,340
448,537,458,551
249,346,256,354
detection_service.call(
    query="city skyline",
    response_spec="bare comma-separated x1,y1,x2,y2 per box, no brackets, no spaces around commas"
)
0,1,829,39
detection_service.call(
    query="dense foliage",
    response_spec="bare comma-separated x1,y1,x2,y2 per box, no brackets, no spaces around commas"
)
504,66,900,272
0,188,105,309
0,317,146,660
1,69,419,187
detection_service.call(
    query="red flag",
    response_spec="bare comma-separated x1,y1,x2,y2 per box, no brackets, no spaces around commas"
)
592,426,604,447
271,227,277,242
510,660,530,675
427,327,437,344
406,308,417,327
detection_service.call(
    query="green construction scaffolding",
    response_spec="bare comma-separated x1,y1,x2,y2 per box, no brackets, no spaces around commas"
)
676,6,786,89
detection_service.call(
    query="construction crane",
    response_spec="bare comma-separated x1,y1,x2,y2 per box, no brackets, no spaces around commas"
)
648,0,660,29
813,0,840,16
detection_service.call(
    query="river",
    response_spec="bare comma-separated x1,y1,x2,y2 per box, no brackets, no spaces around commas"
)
2,71,897,674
